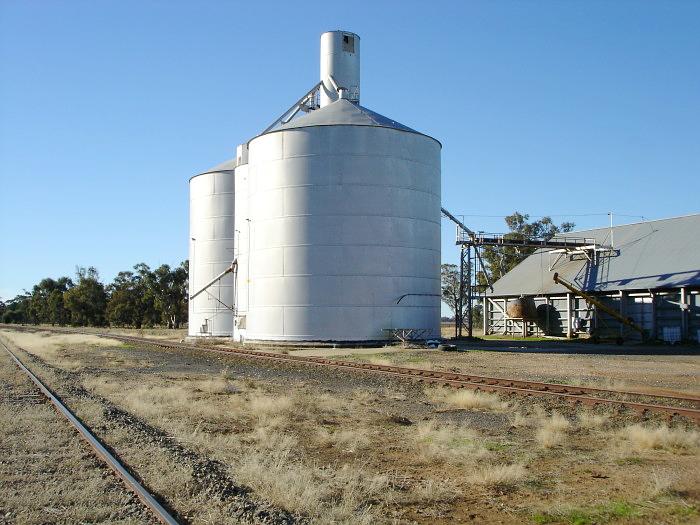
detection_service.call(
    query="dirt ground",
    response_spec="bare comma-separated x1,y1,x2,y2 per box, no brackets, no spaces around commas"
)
0,328,698,524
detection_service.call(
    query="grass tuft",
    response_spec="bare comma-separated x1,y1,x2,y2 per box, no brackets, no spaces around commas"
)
467,463,527,488
536,412,571,448
412,420,489,464
426,387,507,411
577,411,608,430
617,424,699,453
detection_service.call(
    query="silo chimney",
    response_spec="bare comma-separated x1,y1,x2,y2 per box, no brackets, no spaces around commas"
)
319,31,360,108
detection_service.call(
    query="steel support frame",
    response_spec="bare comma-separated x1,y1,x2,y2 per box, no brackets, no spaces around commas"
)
455,246,473,338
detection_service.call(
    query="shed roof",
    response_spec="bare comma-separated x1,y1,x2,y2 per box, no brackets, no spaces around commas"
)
487,214,700,297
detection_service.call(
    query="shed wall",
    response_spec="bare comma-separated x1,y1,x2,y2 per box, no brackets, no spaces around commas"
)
485,290,699,342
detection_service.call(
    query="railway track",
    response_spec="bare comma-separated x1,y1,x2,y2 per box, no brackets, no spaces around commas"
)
74,330,700,423
3,326,700,422
0,337,180,525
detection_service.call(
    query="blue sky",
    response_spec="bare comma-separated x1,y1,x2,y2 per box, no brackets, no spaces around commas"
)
1,0,698,303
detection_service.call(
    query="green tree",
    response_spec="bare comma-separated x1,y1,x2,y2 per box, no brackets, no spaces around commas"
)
480,212,575,284
28,277,72,325
6,260,189,329
106,271,146,327
441,263,463,319
2,293,31,324
150,262,188,328
47,278,73,325
133,263,160,327
63,267,107,326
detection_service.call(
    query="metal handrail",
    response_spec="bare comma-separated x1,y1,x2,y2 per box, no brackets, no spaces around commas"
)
456,230,596,248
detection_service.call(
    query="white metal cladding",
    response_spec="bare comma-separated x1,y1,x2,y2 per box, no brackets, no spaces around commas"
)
320,31,360,107
233,164,249,342
243,124,441,341
188,165,235,337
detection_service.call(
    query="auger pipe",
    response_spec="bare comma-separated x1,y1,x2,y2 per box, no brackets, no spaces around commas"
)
553,272,646,336
190,260,237,301
441,207,475,237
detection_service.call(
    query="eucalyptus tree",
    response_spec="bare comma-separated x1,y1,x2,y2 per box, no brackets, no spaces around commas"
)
479,212,575,284
63,267,107,326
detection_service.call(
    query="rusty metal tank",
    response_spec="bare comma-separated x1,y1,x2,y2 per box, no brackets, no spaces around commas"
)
506,297,537,319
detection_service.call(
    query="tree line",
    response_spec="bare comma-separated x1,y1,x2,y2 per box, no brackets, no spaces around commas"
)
1,262,188,328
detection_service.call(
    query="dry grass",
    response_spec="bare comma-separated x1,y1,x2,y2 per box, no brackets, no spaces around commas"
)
0,330,130,371
249,393,294,422
649,469,678,497
350,388,375,404
194,373,237,394
412,420,489,464
510,411,533,428
467,463,527,487
317,427,371,452
83,371,391,523
577,411,609,430
616,424,700,453
8,327,698,524
0,329,122,350
536,412,571,448
83,375,247,423
366,357,394,366
425,387,507,411
405,478,459,504
236,425,390,524
401,358,435,370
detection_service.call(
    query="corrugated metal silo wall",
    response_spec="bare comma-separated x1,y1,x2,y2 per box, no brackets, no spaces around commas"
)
188,170,235,336
240,125,441,341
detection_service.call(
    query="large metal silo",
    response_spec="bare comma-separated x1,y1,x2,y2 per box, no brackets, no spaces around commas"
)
242,99,441,341
191,30,442,342
188,160,236,337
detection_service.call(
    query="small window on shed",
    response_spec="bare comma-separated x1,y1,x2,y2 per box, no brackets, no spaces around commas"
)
342,34,354,53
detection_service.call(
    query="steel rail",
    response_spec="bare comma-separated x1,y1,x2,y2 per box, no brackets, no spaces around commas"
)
113,334,700,403
98,333,700,422
3,326,699,421
0,338,180,525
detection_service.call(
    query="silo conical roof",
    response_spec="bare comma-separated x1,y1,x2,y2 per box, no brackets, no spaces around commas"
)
189,158,236,182
267,99,438,143
199,158,237,174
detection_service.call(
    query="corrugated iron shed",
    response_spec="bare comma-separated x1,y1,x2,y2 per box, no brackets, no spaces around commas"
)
487,214,700,297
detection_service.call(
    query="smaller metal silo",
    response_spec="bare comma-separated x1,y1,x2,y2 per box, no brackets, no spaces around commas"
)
188,160,236,337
